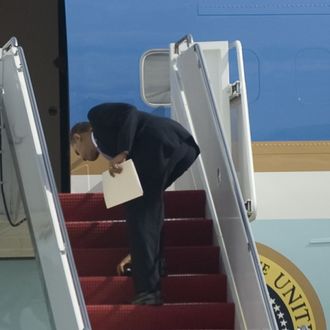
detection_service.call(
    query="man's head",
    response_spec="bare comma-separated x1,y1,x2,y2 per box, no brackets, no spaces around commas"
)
70,122,99,161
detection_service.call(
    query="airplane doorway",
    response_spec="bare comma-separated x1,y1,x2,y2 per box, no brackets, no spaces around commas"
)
0,0,70,192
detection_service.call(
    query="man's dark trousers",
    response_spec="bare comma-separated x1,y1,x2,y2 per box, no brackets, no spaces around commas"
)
125,141,199,295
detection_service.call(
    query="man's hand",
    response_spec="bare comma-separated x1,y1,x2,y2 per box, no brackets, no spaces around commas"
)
116,254,132,275
108,151,128,177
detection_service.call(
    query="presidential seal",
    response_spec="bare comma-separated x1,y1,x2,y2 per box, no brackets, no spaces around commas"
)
256,243,326,330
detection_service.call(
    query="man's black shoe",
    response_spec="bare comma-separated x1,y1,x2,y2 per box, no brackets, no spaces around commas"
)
122,259,167,277
131,291,163,305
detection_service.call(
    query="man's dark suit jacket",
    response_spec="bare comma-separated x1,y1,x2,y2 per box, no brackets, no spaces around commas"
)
88,103,200,192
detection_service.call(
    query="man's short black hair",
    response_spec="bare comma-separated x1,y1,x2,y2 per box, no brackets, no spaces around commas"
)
70,121,91,144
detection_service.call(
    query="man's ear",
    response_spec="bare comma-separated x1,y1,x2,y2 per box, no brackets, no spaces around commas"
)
72,133,81,143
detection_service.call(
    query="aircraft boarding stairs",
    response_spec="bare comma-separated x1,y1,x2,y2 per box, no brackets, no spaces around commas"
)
0,37,278,329
60,189,233,330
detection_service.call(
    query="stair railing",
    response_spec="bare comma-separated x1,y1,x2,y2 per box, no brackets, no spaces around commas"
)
0,38,91,330
170,36,278,330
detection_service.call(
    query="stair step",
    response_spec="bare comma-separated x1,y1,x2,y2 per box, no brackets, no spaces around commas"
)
63,189,235,329
87,303,235,330
67,218,213,248
80,274,227,304
60,190,206,221
74,246,219,276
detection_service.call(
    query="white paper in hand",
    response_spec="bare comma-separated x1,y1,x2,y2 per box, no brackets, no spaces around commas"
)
102,159,143,208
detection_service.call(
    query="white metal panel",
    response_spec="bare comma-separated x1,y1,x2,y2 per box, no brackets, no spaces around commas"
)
0,39,90,330
174,40,256,221
0,115,34,257
255,171,330,220
199,42,232,150
170,40,277,330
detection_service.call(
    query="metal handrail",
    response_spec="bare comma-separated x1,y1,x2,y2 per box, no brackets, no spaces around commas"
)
192,42,278,329
1,37,18,53
17,46,92,330
229,41,257,220
174,34,194,54
0,40,91,330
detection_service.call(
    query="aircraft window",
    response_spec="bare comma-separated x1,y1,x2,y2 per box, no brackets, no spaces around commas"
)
140,50,170,107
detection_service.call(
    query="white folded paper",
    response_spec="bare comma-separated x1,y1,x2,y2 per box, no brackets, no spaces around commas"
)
102,159,143,208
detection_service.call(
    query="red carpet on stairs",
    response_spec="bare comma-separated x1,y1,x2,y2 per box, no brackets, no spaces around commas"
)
60,190,235,330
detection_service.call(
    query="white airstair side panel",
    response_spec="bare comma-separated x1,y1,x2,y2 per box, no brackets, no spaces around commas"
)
170,40,277,330
0,38,91,330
